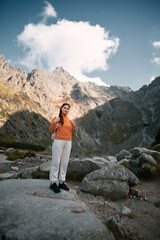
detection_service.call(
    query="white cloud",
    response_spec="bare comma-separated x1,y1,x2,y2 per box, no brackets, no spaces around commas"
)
17,3,119,86
150,76,155,82
153,41,160,48
41,1,57,23
151,41,160,65
151,57,160,65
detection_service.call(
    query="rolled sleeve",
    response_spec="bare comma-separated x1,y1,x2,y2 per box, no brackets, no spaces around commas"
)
49,117,57,133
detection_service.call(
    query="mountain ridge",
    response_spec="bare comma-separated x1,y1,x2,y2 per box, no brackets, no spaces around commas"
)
0,54,159,155
0,54,132,120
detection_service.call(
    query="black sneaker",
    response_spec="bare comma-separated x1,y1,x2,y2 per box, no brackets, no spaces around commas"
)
49,183,61,193
59,182,69,191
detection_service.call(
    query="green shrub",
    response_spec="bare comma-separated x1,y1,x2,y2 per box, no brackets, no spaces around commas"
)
24,151,36,158
6,150,25,161
0,140,45,151
6,150,36,161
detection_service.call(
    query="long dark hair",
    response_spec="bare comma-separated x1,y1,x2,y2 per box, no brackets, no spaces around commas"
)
59,103,70,125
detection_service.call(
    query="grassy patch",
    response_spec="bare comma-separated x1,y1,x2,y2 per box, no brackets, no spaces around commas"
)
0,140,45,151
5,150,36,161
32,169,49,179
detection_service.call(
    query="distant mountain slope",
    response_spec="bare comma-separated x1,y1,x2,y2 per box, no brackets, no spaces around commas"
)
0,55,132,120
77,77,160,154
0,83,50,146
0,54,159,155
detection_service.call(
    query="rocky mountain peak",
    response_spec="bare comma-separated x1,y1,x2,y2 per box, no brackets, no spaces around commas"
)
54,66,65,72
30,68,44,75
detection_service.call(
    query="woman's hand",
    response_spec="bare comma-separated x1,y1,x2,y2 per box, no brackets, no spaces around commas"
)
70,120,76,127
53,117,60,123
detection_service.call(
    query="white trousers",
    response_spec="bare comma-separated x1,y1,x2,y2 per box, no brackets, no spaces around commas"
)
50,139,72,184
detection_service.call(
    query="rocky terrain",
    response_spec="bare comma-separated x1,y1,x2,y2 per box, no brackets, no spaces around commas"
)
0,147,160,240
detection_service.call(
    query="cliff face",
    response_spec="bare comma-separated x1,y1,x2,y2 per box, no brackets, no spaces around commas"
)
0,54,159,154
77,77,160,154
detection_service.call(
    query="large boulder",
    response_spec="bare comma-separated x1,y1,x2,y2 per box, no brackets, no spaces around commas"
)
116,149,131,161
80,164,139,200
0,179,115,240
139,153,157,166
67,157,109,180
130,147,160,162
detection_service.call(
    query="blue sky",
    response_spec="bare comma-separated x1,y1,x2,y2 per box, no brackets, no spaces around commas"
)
0,0,160,90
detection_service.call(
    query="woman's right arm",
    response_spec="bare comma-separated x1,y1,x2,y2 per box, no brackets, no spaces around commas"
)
49,117,60,133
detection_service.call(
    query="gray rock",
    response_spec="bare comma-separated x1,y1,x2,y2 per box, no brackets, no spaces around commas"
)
121,206,132,214
67,158,103,180
106,155,118,164
139,153,157,166
0,172,18,180
21,160,51,179
80,164,139,200
130,147,160,162
39,160,51,171
11,166,19,172
0,179,115,240
106,216,124,239
5,148,15,153
18,166,40,179
0,154,12,163
116,149,131,161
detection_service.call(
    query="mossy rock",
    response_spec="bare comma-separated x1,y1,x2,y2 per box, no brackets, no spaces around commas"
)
106,219,124,240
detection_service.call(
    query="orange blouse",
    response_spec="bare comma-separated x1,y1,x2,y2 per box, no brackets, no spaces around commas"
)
49,114,75,141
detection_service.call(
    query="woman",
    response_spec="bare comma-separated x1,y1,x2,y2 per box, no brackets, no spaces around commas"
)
49,103,76,193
